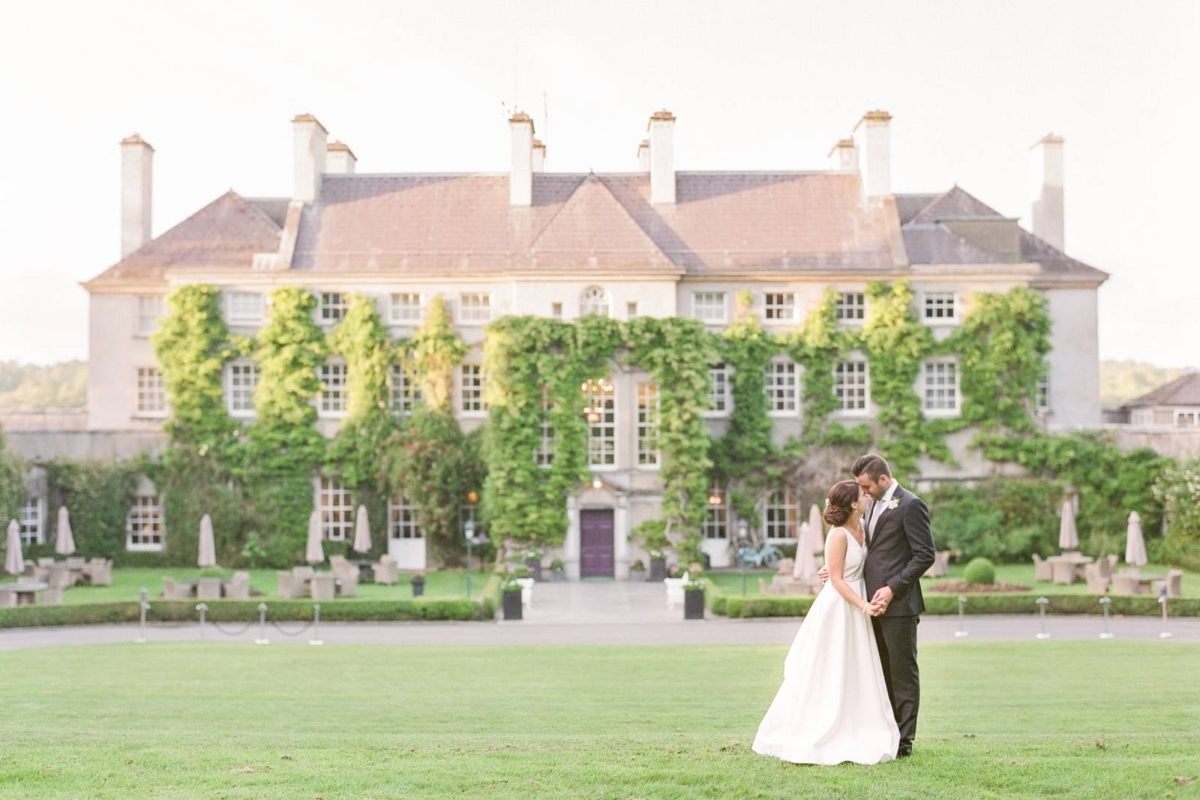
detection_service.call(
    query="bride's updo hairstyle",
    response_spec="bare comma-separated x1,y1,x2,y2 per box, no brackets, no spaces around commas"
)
823,480,861,527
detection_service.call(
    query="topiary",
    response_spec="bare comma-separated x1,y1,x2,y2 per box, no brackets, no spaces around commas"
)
963,557,996,586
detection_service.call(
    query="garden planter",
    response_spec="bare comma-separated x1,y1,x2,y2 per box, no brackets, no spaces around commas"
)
649,558,667,582
411,578,425,597
630,569,647,583
524,559,543,581
684,589,705,620
546,571,566,583
502,589,523,620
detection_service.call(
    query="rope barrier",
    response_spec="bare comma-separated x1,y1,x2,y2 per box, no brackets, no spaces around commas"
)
269,619,314,637
210,618,257,637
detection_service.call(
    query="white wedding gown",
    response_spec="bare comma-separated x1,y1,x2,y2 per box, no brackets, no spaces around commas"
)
752,528,900,765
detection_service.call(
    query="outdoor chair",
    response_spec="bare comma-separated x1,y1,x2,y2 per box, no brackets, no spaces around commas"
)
162,577,192,600
232,570,250,583
1095,556,1114,579
373,556,398,585
664,572,689,610
1083,564,1110,595
775,558,795,576
1111,575,1140,596
196,578,222,600
0,588,14,607
1032,554,1052,582
39,587,63,606
336,571,359,597
329,555,356,581
276,572,306,599
38,557,55,568
223,577,250,600
1107,554,1119,574
515,577,534,609
1155,569,1183,599
310,574,336,601
65,557,85,568
1050,559,1076,585
88,559,113,586
924,551,950,579
293,566,315,581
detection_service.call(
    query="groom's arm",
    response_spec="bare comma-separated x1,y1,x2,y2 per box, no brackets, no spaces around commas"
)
887,498,936,600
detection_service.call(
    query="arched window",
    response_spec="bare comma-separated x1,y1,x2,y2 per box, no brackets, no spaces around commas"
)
580,286,610,318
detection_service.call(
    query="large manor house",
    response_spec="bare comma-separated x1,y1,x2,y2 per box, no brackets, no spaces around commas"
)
15,108,1108,575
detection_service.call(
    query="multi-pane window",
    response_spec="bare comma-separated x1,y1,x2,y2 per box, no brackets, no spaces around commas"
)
390,293,423,324
319,361,347,414
318,478,354,541
922,359,960,415
460,364,485,414
1036,374,1050,414
923,292,957,322
227,360,260,415
704,484,728,540
388,493,422,540
137,295,165,335
127,494,164,550
626,301,638,319
535,388,554,467
319,292,347,324
460,293,492,323
136,367,166,415
764,359,798,414
580,286,610,318
586,379,616,468
636,383,660,467
389,363,422,414
763,488,799,540
834,360,869,413
1131,409,1153,426
764,293,795,323
835,292,866,322
226,291,264,324
19,498,42,546
693,292,727,323
551,302,563,320
1176,410,1200,427
706,363,730,415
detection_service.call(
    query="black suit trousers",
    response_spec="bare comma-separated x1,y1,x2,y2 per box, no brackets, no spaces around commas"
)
872,615,920,750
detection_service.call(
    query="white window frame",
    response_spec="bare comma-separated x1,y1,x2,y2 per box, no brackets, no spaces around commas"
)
703,483,728,540
19,497,44,546
580,286,610,318
136,295,165,336
318,360,348,417
389,292,424,324
535,387,554,467
922,291,959,325
318,478,354,542
126,493,165,552
763,292,796,324
922,358,961,417
1036,374,1050,415
459,293,492,324
389,363,422,415
551,302,563,320
1175,409,1200,427
636,382,661,469
226,291,264,325
135,367,167,417
459,364,486,416
318,292,348,325
763,487,799,541
692,292,727,324
764,358,800,416
833,359,870,415
835,292,867,324
626,301,638,319
226,359,260,417
1131,409,1153,426
388,493,423,540
704,363,731,418
585,378,617,470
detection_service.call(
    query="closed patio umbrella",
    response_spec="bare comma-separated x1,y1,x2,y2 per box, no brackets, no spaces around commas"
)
808,504,825,556
5,519,24,576
54,506,76,557
305,510,325,565
1057,498,1079,552
197,514,217,568
792,521,819,582
352,505,372,555
1124,511,1148,569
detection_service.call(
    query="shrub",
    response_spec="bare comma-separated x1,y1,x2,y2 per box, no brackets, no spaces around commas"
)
963,557,996,586
549,558,564,572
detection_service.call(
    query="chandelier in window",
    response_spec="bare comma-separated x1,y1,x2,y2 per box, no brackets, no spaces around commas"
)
581,378,615,423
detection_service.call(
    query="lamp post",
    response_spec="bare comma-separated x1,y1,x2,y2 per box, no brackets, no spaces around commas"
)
737,518,750,597
465,519,476,599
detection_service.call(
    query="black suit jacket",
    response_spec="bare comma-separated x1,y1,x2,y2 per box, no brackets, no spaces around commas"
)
863,485,936,618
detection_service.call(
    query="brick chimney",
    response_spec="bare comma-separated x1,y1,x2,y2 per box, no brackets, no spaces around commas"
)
509,112,534,206
326,141,356,174
827,138,857,172
120,134,153,257
532,138,546,173
648,110,675,204
853,110,892,202
292,113,327,202
637,139,650,172
1030,133,1065,251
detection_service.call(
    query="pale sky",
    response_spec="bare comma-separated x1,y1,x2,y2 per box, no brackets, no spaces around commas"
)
1,0,1196,366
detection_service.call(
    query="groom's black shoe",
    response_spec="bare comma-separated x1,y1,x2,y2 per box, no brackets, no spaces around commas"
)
896,747,912,759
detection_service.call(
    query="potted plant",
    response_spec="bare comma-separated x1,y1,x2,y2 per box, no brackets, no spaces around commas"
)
630,559,647,582
634,519,670,581
501,575,523,621
547,558,566,582
410,569,426,597
523,548,544,581
683,577,706,620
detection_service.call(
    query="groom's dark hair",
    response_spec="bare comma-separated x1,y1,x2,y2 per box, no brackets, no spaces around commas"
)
851,454,891,481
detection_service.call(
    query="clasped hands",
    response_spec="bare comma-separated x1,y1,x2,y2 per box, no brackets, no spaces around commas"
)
816,565,892,617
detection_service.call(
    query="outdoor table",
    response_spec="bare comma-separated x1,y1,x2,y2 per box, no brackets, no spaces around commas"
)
0,581,50,606
354,559,374,583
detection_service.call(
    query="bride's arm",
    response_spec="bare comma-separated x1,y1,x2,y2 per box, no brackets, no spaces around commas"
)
825,528,872,613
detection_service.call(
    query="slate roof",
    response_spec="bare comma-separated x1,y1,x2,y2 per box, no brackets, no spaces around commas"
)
1120,372,1200,410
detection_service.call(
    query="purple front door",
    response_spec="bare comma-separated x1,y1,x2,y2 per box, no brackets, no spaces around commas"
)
579,509,615,577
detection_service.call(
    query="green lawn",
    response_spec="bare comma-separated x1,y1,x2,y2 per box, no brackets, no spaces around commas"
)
0,642,1197,798
56,568,472,605
707,562,1200,598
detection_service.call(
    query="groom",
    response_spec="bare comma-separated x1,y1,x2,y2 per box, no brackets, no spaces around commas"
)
822,453,935,758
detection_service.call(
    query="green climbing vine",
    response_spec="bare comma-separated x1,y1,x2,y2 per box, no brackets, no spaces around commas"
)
408,295,467,414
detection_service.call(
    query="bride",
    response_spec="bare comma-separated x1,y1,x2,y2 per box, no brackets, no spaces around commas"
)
752,480,900,765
